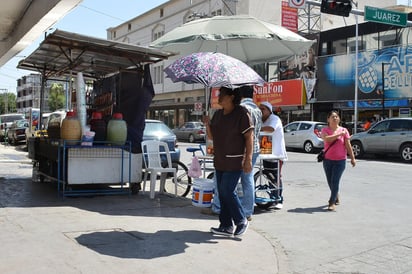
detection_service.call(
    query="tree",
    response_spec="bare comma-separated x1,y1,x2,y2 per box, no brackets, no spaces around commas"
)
0,92,17,114
48,83,66,111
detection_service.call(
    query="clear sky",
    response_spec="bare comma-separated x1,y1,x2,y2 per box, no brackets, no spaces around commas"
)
0,0,168,93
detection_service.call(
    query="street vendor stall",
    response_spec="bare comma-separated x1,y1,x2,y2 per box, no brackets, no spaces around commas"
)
20,29,173,196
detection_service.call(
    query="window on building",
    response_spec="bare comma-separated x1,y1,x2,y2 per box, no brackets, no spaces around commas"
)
128,23,131,31
153,30,165,41
153,65,164,84
211,9,222,16
401,27,412,46
380,30,400,48
332,39,347,55
113,31,116,39
321,42,328,55
160,8,164,17
152,24,165,41
364,32,379,51
347,36,365,53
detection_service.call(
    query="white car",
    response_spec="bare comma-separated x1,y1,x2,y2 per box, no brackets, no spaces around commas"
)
283,121,327,153
0,113,25,142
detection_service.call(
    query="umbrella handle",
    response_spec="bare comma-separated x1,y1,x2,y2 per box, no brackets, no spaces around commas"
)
205,86,210,115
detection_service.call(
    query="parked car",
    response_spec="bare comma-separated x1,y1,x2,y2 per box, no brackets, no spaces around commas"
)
0,113,25,142
173,121,206,143
343,121,366,135
350,118,412,162
143,119,180,162
7,119,29,145
283,121,327,153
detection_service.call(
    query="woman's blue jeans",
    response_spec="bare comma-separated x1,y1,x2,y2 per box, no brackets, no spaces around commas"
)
322,159,346,204
211,152,258,216
215,170,245,228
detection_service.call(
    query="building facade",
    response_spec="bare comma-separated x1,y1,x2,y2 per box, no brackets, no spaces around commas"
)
107,0,405,128
16,73,67,115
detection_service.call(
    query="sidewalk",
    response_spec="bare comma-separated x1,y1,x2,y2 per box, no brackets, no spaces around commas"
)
0,144,286,274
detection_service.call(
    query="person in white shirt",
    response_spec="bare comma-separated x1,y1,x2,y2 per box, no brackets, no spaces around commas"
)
259,101,287,209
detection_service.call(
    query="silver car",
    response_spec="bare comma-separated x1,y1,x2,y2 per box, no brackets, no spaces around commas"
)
283,121,327,153
173,121,206,143
350,118,412,162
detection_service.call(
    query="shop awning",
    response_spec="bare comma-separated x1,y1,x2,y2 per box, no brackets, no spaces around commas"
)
17,29,174,79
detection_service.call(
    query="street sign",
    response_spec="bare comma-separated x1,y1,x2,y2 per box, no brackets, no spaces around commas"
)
364,6,407,27
289,0,305,9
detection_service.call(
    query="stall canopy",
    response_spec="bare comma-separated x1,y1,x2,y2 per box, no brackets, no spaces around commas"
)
17,29,174,79
17,29,174,152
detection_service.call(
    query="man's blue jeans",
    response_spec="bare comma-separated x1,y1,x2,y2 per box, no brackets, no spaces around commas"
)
211,152,258,216
215,170,245,227
239,152,259,217
322,159,346,204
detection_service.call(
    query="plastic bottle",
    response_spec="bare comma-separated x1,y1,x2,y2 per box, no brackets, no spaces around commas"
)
60,111,81,145
89,111,106,144
106,112,127,145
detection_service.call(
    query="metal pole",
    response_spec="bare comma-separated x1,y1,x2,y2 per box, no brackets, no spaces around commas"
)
354,1,359,134
381,62,385,118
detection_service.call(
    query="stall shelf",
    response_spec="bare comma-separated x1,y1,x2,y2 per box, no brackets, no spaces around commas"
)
31,139,142,197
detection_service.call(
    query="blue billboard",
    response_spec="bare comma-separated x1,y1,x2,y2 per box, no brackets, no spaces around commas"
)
317,45,412,102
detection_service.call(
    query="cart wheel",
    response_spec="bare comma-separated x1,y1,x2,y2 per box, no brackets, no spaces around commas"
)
254,171,277,209
163,161,192,197
130,183,141,195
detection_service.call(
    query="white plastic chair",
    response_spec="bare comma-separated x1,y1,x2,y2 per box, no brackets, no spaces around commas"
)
141,140,177,199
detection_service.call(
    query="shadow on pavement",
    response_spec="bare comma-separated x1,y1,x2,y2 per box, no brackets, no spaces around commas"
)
0,177,215,220
70,229,220,259
287,205,328,214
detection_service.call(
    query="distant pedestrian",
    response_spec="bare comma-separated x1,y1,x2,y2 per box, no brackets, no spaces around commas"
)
321,110,356,211
204,86,254,237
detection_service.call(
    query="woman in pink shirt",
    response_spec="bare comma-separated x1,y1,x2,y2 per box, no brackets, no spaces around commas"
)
321,110,356,211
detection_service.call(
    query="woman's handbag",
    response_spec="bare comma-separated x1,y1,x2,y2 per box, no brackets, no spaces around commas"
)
317,139,338,162
317,150,326,162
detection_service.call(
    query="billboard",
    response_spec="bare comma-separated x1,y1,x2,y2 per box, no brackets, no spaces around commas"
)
317,45,412,102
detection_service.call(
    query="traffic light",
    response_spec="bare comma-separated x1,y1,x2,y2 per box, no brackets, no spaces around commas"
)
321,0,352,17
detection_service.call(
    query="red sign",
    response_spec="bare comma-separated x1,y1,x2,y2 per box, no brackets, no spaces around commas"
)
210,79,305,109
281,1,298,33
253,79,305,106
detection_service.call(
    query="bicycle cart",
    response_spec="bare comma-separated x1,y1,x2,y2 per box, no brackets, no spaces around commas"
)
161,160,192,197
254,155,282,209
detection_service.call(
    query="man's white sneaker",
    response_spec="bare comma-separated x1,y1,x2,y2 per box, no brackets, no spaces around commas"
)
274,203,283,210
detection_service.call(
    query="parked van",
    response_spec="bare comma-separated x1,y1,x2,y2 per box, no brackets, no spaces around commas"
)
0,113,25,141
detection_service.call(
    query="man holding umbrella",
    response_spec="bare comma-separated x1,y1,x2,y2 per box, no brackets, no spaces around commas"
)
205,87,254,237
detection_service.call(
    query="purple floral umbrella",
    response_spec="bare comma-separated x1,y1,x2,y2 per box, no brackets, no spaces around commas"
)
164,52,265,89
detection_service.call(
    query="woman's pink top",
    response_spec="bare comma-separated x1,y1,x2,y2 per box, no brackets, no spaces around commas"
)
321,127,350,160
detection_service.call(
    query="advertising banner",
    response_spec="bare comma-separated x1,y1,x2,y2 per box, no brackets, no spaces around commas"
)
317,45,412,102
210,79,305,109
